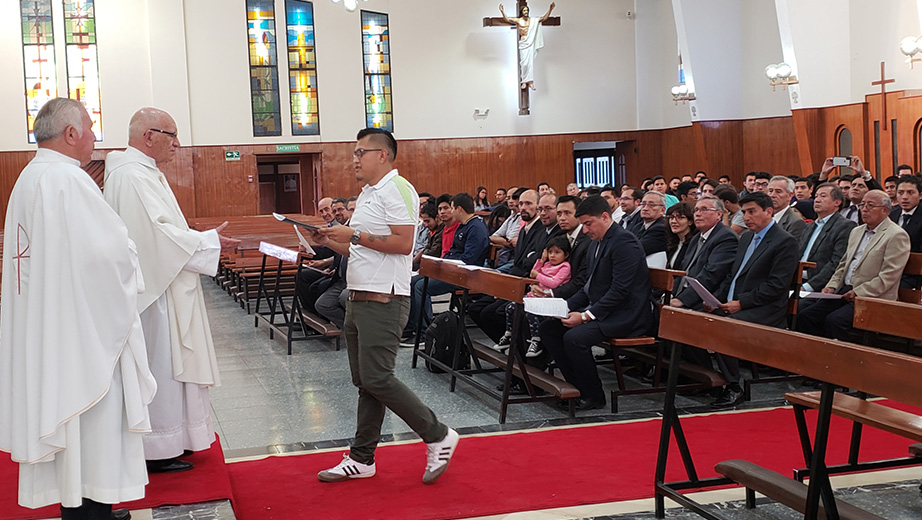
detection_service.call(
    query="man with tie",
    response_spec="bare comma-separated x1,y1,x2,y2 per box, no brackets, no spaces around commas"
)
539,196,654,411
669,195,739,374
707,192,799,408
767,176,806,241
798,183,856,294
797,190,910,341
890,175,922,289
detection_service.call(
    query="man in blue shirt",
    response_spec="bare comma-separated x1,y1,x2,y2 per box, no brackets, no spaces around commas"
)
404,193,489,342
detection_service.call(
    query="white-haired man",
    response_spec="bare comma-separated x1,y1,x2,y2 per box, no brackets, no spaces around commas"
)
0,98,156,520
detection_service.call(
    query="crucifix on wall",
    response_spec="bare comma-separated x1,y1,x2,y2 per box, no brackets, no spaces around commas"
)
483,1,559,115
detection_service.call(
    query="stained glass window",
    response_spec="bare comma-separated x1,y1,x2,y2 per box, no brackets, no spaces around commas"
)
64,0,102,140
286,0,319,135
361,11,393,132
21,0,57,143
247,0,282,137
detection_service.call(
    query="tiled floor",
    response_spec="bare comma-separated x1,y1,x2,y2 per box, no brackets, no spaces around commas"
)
136,277,922,519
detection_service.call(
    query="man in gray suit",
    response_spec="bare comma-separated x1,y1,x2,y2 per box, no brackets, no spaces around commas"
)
768,175,806,241
799,183,857,293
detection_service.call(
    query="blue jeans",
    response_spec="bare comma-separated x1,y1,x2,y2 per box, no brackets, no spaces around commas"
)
407,275,459,333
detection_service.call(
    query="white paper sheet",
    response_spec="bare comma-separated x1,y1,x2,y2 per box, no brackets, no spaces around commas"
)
523,297,570,318
685,277,721,309
259,241,299,263
293,225,315,255
799,291,844,300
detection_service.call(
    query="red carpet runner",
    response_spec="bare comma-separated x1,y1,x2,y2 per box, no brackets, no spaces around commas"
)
0,437,232,520
227,404,919,520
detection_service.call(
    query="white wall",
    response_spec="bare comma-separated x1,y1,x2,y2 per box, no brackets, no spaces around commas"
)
633,0,691,130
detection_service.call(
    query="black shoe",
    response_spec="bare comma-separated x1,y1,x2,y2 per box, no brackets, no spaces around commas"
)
560,397,606,411
112,509,131,520
710,386,744,408
146,458,194,473
399,331,417,348
180,449,194,457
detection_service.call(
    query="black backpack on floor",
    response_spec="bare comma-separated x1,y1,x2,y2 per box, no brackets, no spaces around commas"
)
424,312,469,373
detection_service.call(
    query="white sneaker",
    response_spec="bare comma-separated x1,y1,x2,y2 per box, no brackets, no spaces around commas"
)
317,453,376,482
525,337,542,358
491,332,512,352
423,428,459,484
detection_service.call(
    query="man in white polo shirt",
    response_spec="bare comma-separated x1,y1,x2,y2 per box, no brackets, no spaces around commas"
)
309,128,459,485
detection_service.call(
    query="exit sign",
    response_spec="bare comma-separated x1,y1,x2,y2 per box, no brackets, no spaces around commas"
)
276,144,300,153
225,151,241,161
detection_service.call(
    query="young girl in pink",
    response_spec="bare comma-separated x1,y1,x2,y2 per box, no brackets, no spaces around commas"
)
492,236,572,358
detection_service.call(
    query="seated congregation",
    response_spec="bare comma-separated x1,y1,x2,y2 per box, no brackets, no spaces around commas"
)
295,158,922,413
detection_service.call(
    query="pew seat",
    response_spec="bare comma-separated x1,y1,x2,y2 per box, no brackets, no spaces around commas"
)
471,341,580,401
785,391,922,443
610,347,726,412
715,459,884,520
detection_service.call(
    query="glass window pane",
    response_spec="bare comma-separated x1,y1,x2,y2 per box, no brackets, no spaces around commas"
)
247,0,281,136
285,0,319,135
361,11,393,132
21,0,56,143
63,0,102,140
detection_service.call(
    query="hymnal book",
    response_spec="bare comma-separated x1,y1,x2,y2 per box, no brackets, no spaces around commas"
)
523,297,569,318
272,213,320,230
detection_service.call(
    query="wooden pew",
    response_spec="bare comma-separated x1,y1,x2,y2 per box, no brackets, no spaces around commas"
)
897,252,922,304
783,296,922,481
652,307,922,520
606,268,728,413
411,256,579,423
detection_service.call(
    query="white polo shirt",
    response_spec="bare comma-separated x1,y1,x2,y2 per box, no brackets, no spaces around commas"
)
346,169,419,296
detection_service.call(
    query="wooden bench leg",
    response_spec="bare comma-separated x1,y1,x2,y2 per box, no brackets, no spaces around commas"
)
745,487,756,509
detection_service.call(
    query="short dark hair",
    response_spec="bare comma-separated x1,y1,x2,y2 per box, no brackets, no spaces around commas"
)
347,196,357,203
600,185,616,196
713,184,739,204
436,193,452,206
651,175,665,182
739,192,773,211
669,176,681,182
451,192,475,213
794,176,813,188
754,171,772,181
718,174,730,182
495,187,507,194
537,182,550,189
676,181,698,199
584,186,602,197
627,187,645,202
884,175,901,185
332,197,347,206
701,178,719,189
897,175,922,193
897,164,914,173
513,187,528,199
356,127,397,160
837,173,855,183
557,195,581,210
744,171,758,180
815,182,845,208
420,202,438,219
418,192,434,200
574,195,611,218
544,235,572,257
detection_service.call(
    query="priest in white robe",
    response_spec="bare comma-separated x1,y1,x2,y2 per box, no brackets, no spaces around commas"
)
0,98,157,520
104,107,238,473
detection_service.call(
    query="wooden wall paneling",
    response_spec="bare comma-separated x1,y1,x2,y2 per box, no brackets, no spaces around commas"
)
161,148,195,217
791,107,826,177
658,126,702,180
697,121,744,181
866,92,901,178
0,151,35,219
741,117,799,177
192,146,259,218
896,92,922,172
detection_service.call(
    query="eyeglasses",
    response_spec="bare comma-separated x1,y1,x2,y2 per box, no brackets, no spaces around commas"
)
149,128,178,139
857,202,886,210
693,207,720,213
667,214,688,221
353,148,383,158
754,181,770,188
537,206,555,213
639,201,663,207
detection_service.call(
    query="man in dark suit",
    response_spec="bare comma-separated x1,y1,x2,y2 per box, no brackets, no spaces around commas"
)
768,176,806,241
632,190,667,256
707,192,799,408
539,196,655,410
799,183,856,293
670,195,739,374
620,187,643,232
891,175,922,289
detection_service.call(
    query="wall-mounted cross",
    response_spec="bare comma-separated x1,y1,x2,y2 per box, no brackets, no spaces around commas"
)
871,61,895,131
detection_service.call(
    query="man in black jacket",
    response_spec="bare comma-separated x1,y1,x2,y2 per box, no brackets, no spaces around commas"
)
891,175,922,289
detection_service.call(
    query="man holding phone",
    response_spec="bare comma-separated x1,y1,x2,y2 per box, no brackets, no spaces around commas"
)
819,156,881,191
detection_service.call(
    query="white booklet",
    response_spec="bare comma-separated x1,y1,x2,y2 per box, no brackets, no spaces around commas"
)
523,297,570,318
685,277,722,309
293,226,315,255
799,291,844,300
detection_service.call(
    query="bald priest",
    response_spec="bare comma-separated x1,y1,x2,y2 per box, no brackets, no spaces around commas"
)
104,107,238,473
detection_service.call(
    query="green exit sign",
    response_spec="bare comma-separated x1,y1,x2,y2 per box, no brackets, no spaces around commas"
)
276,144,300,153
225,151,241,161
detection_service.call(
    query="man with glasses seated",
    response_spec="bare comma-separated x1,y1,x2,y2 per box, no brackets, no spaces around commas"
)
631,190,668,257
796,190,910,341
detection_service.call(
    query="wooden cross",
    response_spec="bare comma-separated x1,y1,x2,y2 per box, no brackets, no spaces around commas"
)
871,61,895,131
483,1,560,115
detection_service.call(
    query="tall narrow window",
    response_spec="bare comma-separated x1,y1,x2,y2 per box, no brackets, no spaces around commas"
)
361,11,393,131
21,0,57,143
247,0,282,136
285,0,319,135
64,0,102,140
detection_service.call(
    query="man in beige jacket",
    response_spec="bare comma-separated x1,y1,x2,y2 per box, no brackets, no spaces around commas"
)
796,189,910,340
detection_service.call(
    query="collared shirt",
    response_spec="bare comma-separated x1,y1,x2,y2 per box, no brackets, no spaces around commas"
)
844,227,876,286
900,205,918,227
493,212,522,240
566,224,583,246
772,205,790,223
347,169,418,296
727,220,774,301
841,203,861,223
800,213,833,291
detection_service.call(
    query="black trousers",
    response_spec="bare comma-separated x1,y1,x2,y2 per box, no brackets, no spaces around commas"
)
60,499,111,520
796,298,855,341
539,319,607,402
